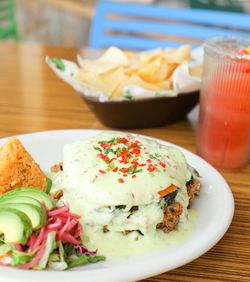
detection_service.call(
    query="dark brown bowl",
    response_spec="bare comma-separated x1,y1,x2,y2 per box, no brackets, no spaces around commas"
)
82,91,199,129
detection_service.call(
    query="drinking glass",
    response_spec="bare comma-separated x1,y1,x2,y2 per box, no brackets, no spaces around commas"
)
197,36,250,169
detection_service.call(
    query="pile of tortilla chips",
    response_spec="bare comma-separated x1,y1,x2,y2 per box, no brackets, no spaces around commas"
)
74,46,201,100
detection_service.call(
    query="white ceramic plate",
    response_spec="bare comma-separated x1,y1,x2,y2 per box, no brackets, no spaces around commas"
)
0,130,234,282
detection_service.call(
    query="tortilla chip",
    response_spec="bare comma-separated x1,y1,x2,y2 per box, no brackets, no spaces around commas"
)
75,71,114,96
156,78,173,90
164,45,191,63
137,58,171,83
100,67,128,95
77,47,128,74
139,49,164,63
125,74,160,91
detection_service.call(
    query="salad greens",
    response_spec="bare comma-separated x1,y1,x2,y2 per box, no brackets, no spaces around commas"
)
0,187,105,270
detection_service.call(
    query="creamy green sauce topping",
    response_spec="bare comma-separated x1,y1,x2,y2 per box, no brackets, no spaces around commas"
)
83,210,197,258
56,132,192,205
50,132,198,258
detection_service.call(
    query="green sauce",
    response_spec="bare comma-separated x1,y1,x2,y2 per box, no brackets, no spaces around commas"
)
50,132,198,258
82,210,197,258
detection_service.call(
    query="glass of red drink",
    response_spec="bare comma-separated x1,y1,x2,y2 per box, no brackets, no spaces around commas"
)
197,36,250,169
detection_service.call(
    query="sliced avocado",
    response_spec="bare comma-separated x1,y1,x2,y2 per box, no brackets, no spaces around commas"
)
0,208,32,243
0,195,42,208
0,196,47,224
0,187,55,210
0,203,46,230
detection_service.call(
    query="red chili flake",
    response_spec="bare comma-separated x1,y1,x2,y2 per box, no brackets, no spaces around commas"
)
118,137,128,144
123,174,128,177
131,148,140,155
147,164,157,172
100,143,110,149
119,151,126,158
112,167,118,172
130,141,140,147
99,169,106,174
109,157,116,163
97,153,110,163
139,163,146,167
146,159,152,163
97,153,106,160
132,175,137,179
120,151,129,164
131,161,139,169
158,161,166,168
120,167,129,173
118,178,125,183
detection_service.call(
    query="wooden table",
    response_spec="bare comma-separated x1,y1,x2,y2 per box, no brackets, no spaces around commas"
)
0,43,249,281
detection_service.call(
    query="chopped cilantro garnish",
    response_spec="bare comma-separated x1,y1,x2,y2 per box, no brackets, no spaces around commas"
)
105,148,114,154
149,153,161,159
99,138,118,145
124,89,133,100
109,138,118,145
108,162,115,170
52,57,65,71
155,92,164,97
128,166,142,175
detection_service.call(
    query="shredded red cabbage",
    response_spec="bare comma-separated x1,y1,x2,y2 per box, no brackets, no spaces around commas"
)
74,245,97,256
13,204,93,269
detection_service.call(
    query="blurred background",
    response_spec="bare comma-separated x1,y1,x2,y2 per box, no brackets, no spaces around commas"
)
3,0,250,47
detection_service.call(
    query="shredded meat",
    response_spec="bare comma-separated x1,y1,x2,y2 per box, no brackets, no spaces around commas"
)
157,178,201,233
187,178,201,207
50,162,63,173
156,202,183,233
164,201,183,216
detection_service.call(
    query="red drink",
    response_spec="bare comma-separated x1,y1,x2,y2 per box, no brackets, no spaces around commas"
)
198,37,250,169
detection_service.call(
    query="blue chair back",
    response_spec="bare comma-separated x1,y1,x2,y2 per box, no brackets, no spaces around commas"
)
89,1,250,49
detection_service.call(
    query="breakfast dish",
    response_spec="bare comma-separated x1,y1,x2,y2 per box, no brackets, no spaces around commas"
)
0,131,200,267
0,130,234,282
50,132,200,257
